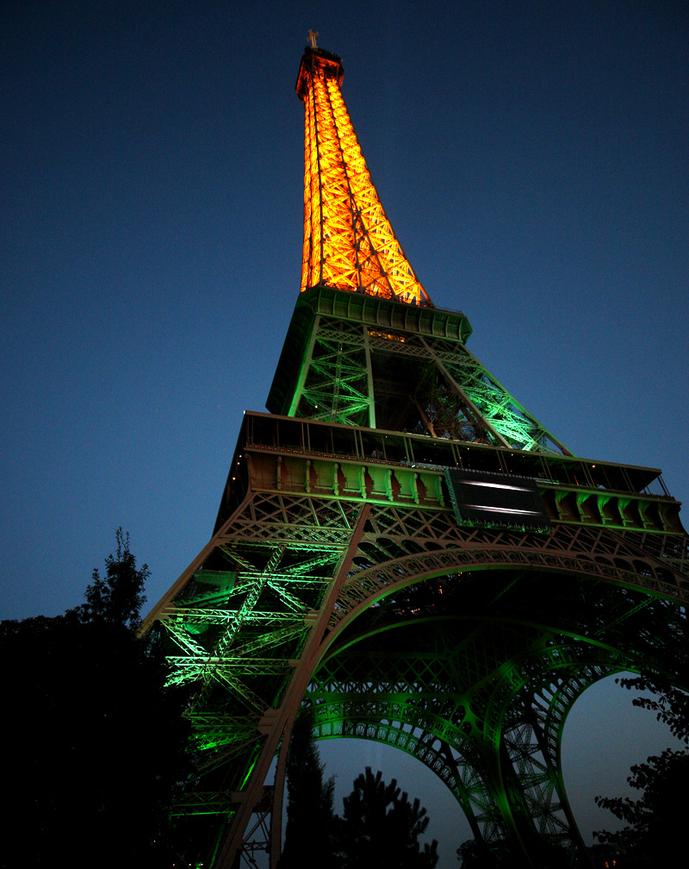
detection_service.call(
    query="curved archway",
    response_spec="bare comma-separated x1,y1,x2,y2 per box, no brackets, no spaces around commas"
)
300,558,687,860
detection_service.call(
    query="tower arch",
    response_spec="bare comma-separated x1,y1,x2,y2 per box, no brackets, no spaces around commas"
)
305,563,687,854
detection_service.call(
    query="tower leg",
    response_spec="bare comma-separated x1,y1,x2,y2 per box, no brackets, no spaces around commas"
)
214,505,370,868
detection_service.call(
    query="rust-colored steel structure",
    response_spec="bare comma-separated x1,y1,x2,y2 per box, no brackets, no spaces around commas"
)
143,44,689,867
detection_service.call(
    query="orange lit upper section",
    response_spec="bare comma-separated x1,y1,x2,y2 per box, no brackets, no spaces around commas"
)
296,47,432,307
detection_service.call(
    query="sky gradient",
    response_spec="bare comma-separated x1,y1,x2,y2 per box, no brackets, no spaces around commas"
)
2,2,687,864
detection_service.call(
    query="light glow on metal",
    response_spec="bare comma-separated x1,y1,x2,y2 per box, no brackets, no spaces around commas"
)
459,480,532,492
297,49,431,306
464,504,541,515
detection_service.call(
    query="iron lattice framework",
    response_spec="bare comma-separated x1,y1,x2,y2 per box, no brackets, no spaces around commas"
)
142,44,689,868
297,47,430,305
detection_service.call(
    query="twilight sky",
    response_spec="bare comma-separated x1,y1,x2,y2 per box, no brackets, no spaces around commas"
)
2,1,687,863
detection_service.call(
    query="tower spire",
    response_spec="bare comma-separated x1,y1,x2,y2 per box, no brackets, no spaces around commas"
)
296,46,432,306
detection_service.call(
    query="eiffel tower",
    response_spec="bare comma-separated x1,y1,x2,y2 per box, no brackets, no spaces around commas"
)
143,41,689,868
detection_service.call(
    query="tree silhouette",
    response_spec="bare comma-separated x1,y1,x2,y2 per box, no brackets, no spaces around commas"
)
1,530,190,869
336,766,439,868
278,709,337,868
278,714,439,868
594,748,689,866
456,835,581,868
78,526,148,629
594,611,689,867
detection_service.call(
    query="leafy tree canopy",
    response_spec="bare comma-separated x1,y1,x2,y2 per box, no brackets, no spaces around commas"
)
279,710,438,868
594,609,689,868
336,766,439,869
77,526,148,629
1,530,190,869
456,834,583,868
278,709,336,868
594,748,689,867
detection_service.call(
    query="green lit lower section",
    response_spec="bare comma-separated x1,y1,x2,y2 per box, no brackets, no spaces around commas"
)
303,573,686,850
148,401,687,867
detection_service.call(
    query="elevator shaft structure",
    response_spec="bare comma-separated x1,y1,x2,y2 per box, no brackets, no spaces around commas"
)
142,45,689,868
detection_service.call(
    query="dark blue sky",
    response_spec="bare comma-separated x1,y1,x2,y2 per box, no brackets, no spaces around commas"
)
2,1,687,863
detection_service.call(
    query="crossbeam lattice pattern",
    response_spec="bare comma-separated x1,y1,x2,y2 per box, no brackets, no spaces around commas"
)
298,48,431,306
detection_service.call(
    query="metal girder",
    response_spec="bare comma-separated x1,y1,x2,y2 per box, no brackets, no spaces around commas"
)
289,317,375,425
421,335,569,454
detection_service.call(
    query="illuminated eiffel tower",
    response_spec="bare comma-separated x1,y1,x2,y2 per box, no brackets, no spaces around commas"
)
143,40,689,868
